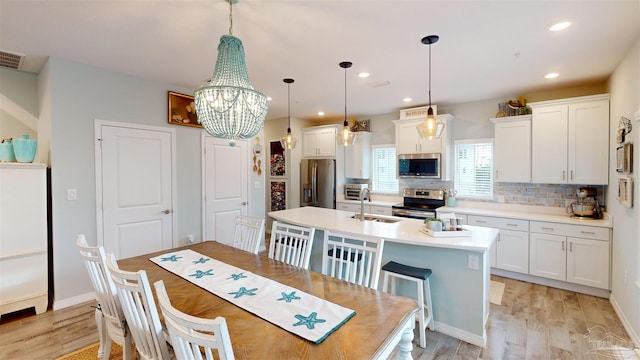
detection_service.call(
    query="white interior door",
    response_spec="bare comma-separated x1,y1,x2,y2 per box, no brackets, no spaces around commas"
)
203,136,248,245
96,121,175,259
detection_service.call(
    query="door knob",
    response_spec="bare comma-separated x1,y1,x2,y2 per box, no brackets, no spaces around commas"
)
241,201,248,206
162,209,171,214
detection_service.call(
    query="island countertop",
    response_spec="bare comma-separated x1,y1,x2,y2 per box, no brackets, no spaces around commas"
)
268,206,497,253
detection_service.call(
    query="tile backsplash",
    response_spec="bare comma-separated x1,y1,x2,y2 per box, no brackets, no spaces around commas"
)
399,179,606,209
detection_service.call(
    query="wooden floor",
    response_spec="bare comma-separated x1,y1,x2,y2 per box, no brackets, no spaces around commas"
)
0,275,634,360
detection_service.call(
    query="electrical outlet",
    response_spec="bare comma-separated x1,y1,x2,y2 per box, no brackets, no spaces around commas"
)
67,188,77,201
468,255,479,270
187,234,194,243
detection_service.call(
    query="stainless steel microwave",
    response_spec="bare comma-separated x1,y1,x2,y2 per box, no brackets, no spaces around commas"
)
398,153,441,178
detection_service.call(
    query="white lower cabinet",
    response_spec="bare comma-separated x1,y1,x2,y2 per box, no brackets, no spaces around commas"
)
369,205,392,216
337,202,362,212
529,221,610,289
467,215,529,274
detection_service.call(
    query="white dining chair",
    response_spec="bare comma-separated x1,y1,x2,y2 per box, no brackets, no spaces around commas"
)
154,280,235,360
268,221,316,269
231,215,265,254
322,231,385,289
106,253,172,360
76,234,133,360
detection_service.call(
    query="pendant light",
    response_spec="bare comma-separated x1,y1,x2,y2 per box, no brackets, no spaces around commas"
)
416,35,444,140
280,78,296,150
194,0,268,147
336,61,356,146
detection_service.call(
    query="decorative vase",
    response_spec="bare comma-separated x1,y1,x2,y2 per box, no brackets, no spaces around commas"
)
12,135,37,163
447,197,457,207
0,139,16,162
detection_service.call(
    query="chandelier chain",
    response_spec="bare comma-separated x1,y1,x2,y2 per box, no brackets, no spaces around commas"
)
228,0,233,35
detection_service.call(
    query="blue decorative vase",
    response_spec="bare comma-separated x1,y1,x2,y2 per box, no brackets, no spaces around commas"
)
12,135,37,163
0,139,16,162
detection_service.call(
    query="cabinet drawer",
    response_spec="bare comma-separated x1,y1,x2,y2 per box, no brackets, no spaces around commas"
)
530,221,609,241
369,205,392,216
337,203,360,212
467,215,529,231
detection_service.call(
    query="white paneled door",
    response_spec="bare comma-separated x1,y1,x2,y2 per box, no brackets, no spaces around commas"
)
203,136,248,246
96,121,175,259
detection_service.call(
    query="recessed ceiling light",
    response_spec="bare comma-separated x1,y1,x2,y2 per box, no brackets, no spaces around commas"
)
549,21,571,32
403,97,412,103
267,96,273,101
317,111,325,116
545,72,559,79
358,72,370,78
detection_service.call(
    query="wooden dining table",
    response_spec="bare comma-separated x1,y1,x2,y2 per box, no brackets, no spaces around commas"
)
118,241,419,360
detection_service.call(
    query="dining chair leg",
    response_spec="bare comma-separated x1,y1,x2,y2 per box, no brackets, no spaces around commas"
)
96,311,110,360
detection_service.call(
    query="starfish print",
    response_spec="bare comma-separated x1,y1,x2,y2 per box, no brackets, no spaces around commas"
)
189,269,214,279
228,287,258,299
160,254,182,262
293,312,326,330
277,291,301,303
228,272,247,281
192,257,210,264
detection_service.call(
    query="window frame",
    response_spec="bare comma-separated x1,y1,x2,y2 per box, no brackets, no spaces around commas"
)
370,144,399,195
453,138,494,200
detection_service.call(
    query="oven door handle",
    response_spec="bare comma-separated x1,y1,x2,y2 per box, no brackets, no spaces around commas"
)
391,208,436,219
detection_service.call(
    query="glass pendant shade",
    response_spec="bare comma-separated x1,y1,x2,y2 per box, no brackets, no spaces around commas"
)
416,34,444,140
336,61,356,146
194,34,268,145
416,106,444,140
280,128,296,149
280,78,296,149
337,120,356,146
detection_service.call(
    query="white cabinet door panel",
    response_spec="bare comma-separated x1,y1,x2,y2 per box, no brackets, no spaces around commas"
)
567,237,609,289
529,233,566,281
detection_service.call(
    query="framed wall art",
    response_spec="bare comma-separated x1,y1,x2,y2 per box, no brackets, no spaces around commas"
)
168,91,202,128
270,181,286,211
618,176,633,207
616,142,633,174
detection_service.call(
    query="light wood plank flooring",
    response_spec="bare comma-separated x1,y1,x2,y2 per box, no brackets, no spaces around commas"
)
0,276,634,360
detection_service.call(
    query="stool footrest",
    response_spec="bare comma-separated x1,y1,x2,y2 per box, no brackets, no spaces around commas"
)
382,261,432,280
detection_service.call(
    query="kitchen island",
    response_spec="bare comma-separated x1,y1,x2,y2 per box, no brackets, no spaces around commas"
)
268,206,499,347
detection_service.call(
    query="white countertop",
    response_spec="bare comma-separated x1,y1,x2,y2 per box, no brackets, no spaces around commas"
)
268,207,497,253
437,203,613,228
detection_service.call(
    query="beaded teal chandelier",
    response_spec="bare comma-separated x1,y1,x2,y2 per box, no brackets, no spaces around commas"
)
194,0,268,146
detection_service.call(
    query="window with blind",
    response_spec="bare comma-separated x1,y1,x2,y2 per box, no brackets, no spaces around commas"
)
454,139,493,198
371,145,399,194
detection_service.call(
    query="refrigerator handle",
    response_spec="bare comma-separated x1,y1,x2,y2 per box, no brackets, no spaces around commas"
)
311,162,318,205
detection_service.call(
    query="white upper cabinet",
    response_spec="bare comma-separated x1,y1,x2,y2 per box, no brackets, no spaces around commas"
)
491,115,532,183
302,125,338,157
393,114,454,180
530,94,610,184
344,132,371,179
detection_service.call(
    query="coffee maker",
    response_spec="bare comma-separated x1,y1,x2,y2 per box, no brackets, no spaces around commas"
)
568,187,601,219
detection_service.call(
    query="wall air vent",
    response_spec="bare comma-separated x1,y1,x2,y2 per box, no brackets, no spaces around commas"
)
0,50,25,70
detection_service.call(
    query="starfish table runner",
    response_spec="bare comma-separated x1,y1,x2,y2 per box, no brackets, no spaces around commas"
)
150,249,356,344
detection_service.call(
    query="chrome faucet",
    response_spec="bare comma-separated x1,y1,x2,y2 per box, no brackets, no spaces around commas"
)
359,187,371,221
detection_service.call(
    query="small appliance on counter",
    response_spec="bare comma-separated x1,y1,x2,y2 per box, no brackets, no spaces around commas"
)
567,186,602,219
344,183,369,200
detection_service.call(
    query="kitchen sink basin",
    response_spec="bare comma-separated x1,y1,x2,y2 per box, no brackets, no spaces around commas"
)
350,214,401,223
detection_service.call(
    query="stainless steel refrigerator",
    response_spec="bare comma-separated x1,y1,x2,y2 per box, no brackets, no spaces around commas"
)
300,159,336,209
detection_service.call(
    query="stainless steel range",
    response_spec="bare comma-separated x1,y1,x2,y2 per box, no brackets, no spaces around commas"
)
392,188,446,219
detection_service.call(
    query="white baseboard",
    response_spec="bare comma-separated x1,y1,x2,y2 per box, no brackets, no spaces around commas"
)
434,321,486,348
609,294,640,348
53,291,95,311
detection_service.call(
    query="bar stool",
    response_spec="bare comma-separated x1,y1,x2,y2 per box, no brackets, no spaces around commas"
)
381,261,434,348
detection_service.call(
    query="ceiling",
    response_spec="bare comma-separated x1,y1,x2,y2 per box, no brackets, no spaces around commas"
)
1,0,639,122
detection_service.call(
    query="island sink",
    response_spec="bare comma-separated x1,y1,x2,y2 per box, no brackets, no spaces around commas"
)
350,214,401,223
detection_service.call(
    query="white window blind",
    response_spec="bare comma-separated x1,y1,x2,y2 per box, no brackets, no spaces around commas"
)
455,139,493,198
372,145,399,194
